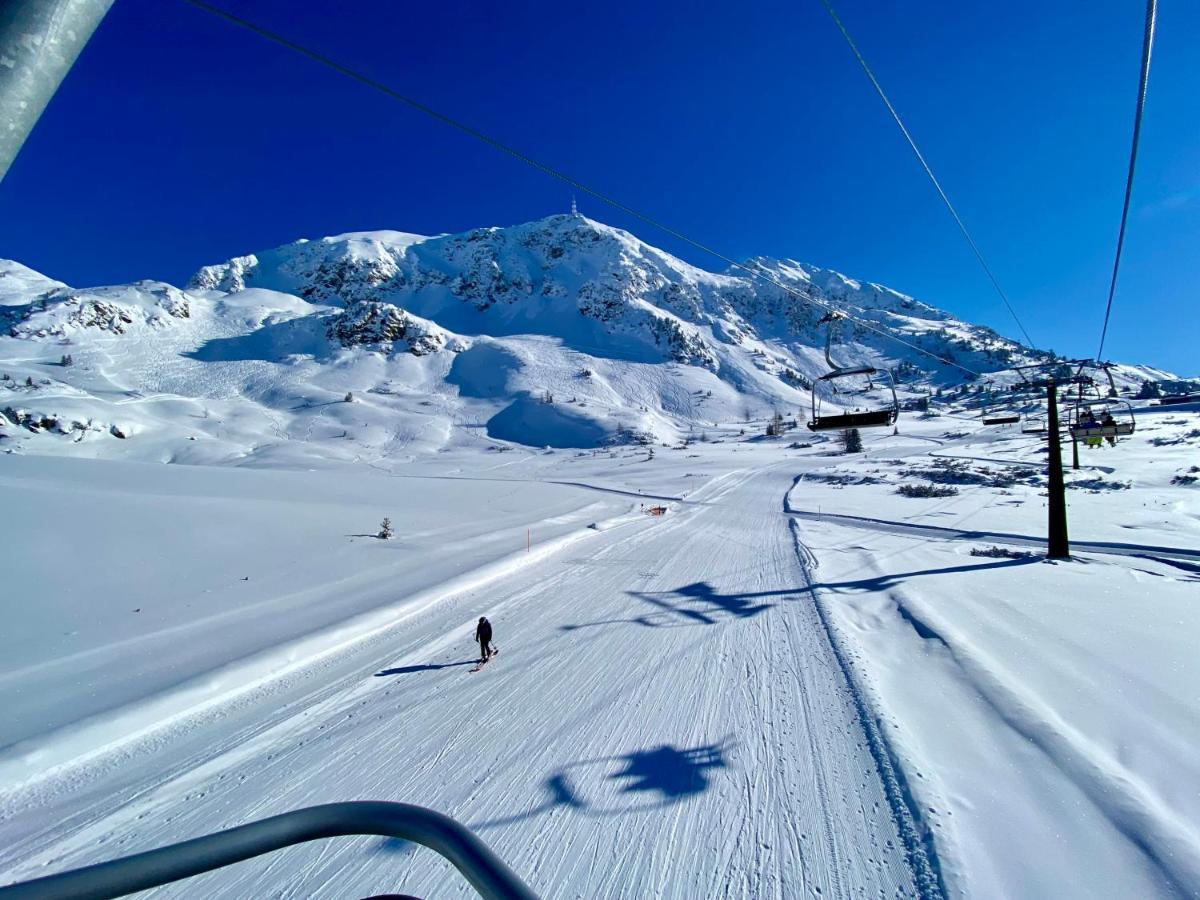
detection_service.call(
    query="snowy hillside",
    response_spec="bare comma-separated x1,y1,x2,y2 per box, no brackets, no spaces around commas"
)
0,260,66,307
0,214,1178,464
2,408,1199,899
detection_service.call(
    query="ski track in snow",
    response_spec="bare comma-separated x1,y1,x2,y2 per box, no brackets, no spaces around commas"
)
0,467,926,899
787,518,945,899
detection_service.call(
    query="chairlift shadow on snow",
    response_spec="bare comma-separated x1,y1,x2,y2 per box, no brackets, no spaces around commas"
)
631,582,777,625
566,561,1043,634
473,742,731,831
808,556,1040,594
560,580,793,632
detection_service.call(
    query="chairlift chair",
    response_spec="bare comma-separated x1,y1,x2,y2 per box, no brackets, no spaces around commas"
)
1069,415,1135,442
806,313,899,432
1158,393,1200,407
979,379,1020,425
1068,361,1136,442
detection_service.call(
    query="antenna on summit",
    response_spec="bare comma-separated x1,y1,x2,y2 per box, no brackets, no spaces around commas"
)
570,195,579,217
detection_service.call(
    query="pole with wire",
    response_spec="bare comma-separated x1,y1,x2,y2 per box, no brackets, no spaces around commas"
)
1096,0,1158,361
1045,380,1070,559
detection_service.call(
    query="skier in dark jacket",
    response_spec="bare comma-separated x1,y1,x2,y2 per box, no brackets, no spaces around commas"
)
1101,411,1118,446
475,617,494,662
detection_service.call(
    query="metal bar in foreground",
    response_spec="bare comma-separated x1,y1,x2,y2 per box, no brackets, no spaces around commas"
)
0,801,540,900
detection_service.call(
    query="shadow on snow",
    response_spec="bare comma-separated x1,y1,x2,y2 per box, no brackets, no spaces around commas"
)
562,579,785,632
561,559,1039,633
374,661,476,677
474,742,730,831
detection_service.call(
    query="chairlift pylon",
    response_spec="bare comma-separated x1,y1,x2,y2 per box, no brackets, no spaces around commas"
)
806,312,899,432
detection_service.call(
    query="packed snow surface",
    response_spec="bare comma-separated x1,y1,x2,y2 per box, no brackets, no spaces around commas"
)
1,215,1198,898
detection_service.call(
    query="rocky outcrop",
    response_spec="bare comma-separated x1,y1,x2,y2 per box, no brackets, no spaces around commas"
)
327,301,454,356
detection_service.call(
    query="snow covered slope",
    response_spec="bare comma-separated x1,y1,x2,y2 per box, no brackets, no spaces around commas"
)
2,411,1198,898
3,214,1178,464
188,214,1054,384
0,260,65,307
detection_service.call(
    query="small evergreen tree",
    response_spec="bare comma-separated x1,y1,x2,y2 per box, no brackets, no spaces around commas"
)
1135,380,1162,399
25,376,34,387
378,517,394,540
344,391,354,403
841,428,863,454
61,354,74,367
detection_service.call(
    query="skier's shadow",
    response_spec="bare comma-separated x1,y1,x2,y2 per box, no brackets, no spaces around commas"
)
475,741,730,830
374,661,475,677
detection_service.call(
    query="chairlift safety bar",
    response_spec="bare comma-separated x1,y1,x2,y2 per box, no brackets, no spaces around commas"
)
0,802,540,900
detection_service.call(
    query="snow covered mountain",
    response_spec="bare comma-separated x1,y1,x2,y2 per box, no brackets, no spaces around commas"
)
0,216,1177,459
4,221,1200,900
187,215,1039,378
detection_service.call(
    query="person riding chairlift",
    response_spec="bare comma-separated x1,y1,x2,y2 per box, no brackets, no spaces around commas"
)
1078,409,1101,448
1101,410,1118,446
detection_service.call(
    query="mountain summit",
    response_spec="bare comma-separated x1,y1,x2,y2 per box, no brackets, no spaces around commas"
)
188,214,1033,374
0,216,1168,458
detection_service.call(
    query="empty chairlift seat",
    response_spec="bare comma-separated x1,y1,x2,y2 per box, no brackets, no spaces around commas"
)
806,316,900,432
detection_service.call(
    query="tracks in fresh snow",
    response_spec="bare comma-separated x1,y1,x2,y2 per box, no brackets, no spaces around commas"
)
0,467,929,899
788,516,945,898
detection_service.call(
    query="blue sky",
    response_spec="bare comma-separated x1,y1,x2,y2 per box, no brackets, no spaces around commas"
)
1,0,1195,373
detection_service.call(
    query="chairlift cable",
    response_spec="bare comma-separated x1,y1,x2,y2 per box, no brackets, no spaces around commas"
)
179,0,984,379
818,0,1037,350
1096,0,1157,361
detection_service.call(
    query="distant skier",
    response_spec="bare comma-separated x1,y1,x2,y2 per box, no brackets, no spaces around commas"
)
475,616,494,663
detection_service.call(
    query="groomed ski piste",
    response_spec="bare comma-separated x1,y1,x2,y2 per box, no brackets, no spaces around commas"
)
2,219,1199,898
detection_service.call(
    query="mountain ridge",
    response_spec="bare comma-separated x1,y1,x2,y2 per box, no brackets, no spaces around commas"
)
0,215,1180,460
